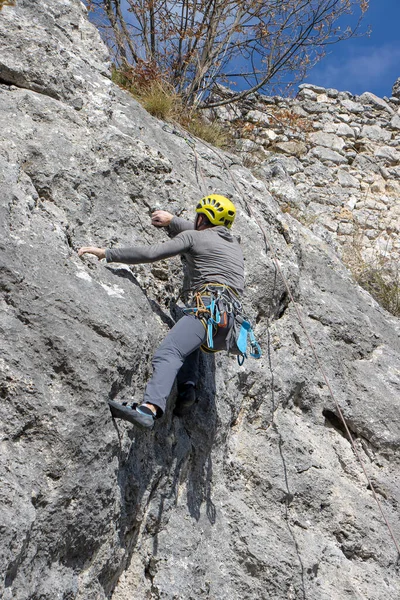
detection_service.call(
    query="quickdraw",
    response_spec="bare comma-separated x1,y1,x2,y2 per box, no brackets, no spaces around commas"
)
235,316,262,365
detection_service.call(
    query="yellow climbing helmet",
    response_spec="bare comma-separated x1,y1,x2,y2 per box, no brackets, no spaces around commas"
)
196,195,236,229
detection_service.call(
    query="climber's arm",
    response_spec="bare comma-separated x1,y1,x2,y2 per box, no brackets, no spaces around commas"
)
167,216,195,235
105,235,190,264
78,233,192,265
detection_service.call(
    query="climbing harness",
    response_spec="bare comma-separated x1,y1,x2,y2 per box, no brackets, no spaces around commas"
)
183,283,262,364
162,124,400,559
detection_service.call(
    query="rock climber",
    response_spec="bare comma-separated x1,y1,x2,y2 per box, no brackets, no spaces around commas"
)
78,195,244,430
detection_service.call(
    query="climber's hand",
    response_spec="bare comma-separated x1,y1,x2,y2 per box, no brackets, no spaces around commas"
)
78,247,106,260
151,210,173,227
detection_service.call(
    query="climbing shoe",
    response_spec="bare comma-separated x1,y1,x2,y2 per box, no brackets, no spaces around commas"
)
108,400,156,430
174,383,197,417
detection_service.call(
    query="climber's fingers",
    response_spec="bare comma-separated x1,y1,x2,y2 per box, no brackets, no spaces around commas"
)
78,247,106,260
151,210,173,227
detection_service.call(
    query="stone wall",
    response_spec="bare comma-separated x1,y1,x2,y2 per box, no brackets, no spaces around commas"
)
209,83,400,266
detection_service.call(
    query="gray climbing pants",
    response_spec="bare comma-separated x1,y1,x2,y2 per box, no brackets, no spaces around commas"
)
143,312,233,413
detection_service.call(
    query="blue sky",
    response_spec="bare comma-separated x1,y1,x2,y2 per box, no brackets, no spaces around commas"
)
302,0,400,98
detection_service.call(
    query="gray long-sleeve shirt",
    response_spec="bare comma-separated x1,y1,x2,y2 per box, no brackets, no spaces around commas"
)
105,216,245,294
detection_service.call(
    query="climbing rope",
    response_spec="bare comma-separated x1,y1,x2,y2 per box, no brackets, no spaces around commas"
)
162,123,208,194
163,124,400,559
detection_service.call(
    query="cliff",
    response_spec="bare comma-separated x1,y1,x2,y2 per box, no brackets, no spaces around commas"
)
1,2,400,599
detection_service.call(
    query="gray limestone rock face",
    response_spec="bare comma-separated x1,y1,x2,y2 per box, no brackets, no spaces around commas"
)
246,109,270,126
326,88,339,98
360,124,392,143
303,161,336,188
235,138,260,153
392,77,400,99
308,132,346,152
337,170,360,188
298,83,328,95
254,160,305,210
310,146,348,165
273,141,307,157
374,145,400,165
359,92,395,115
0,0,110,106
1,2,400,600
340,99,364,114
335,123,356,138
390,114,400,130
302,101,329,114
297,87,318,101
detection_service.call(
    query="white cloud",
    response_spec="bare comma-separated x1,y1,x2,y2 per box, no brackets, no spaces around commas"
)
305,43,400,95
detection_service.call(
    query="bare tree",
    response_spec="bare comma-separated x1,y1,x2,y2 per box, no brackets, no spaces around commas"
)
87,0,369,106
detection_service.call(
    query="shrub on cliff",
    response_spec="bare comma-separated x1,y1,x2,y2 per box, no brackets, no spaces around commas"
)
357,262,400,317
343,242,400,317
111,64,228,146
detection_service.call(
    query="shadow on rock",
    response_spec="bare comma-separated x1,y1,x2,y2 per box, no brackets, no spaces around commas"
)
105,350,218,595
